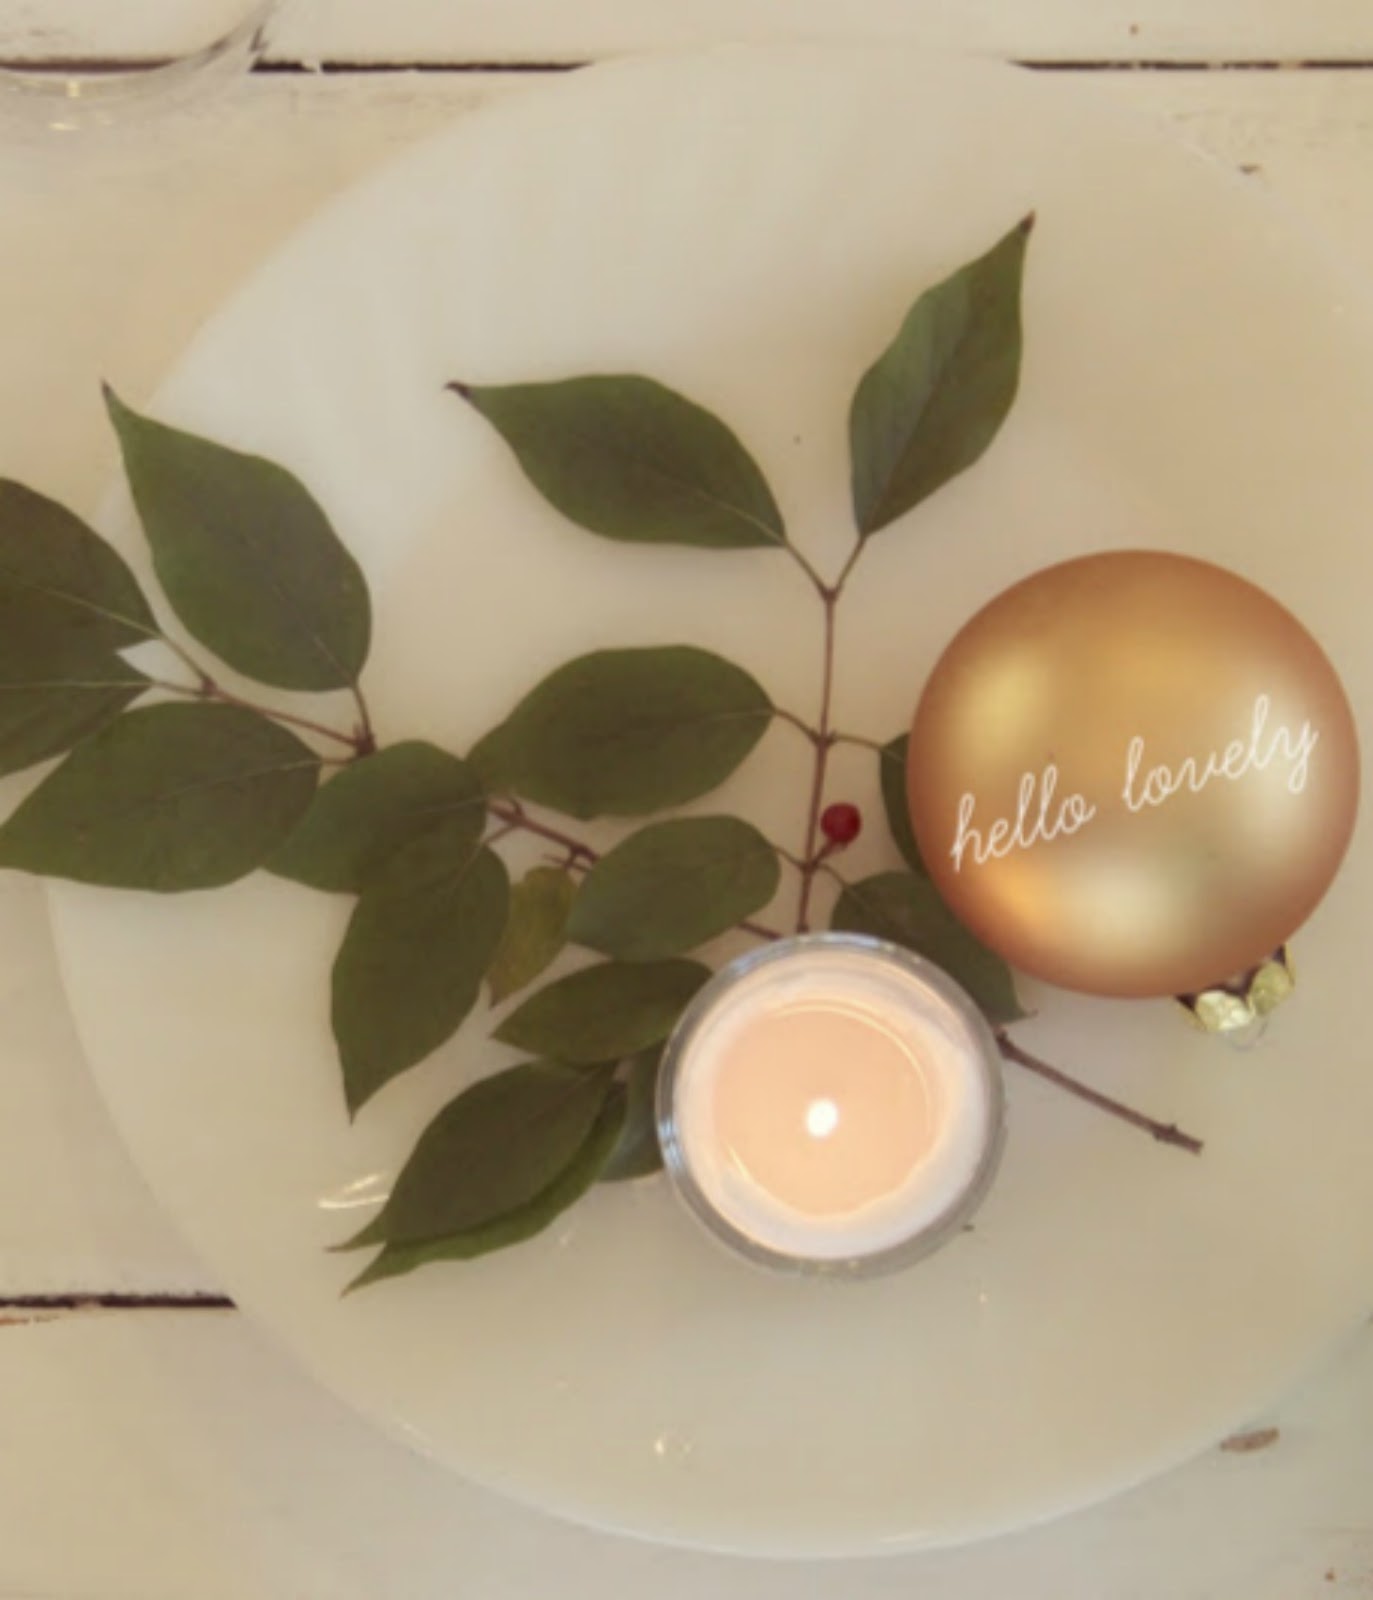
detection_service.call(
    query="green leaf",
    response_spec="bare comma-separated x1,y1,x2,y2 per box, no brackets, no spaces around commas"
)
0,634,149,778
0,703,319,890
494,958,709,1064
568,815,778,961
451,375,785,551
850,216,1032,537
831,871,1024,1025
879,735,926,875
270,742,485,893
105,389,371,691
346,1083,627,1292
601,1049,665,1183
0,480,157,652
471,646,772,821
344,1061,615,1249
487,865,576,1004
332,825,510,1113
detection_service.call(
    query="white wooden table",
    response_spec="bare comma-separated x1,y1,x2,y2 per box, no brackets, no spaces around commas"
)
1,4,1371,1594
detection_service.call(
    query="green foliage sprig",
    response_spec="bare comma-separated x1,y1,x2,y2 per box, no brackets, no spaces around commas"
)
0,216,1201,1293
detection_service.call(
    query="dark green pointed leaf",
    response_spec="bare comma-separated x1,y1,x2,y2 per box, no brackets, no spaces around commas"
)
568,815,778,961
270,742,485,893
332,826,510,1113
106,389,371,691
345,1061,615,1249
0,703,318,890
850,216,1032,537
879,734,926,875
601,1049,665,1183
831,870,1024,1024
494,958,709,1064
346,1084,626,1292
471,646,772,821
487,866,576,1004
452,374,785,550
0,480,157,652
0,635,149,778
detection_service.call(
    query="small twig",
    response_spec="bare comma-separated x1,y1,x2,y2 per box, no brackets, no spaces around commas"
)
996,1031,1204,1154
146,676,363,753
487,799,600,866
795,590,839,932
815,858,850,892
790,534,871,932
832,538,864,595
351,682,377,755
831,730,893,759
487,801,785,944
774,706,824,746
156,632,209,684
782,539,831,600
761,836,808,873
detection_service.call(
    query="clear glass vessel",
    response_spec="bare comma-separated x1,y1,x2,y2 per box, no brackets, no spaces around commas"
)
0,1,277,131
657,933,1006,1279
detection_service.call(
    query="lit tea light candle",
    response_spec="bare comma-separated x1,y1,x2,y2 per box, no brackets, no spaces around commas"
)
657,935,1005,1276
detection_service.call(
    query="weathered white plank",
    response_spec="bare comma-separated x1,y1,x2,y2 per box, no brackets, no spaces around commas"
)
2,0,1373,65
0,880,208,1293
269,0,1373,64
0,1309,1367,1598
1112,67,1373,267
1,66,1373,1292
3,68,1372,503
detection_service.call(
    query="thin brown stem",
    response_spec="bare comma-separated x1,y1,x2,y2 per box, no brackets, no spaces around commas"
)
559,853,781,943
996,1031,1204,1155
795,590,838,932
147,676,363,753
815,859,850,892
499,806,784,945
833,538,864,594
832,730,892,758
782,539,831,600
156,633,210,688
351,682,377,755
487,799,600,866
774,706,824,746
763,837,808,873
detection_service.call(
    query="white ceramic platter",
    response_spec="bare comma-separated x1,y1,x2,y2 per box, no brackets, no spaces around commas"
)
44,47,1373,1556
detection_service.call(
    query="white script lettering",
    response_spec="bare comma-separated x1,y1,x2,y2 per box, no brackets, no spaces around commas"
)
947,693,1320,873
950,765,1098,872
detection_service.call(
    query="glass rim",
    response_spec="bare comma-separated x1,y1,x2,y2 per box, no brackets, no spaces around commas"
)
656,932,1007,1281
0,1,277,129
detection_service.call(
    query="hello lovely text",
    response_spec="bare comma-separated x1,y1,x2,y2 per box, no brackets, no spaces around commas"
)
949,693,1319,873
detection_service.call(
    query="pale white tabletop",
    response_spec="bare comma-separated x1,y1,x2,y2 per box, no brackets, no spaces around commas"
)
0,3,1371,1595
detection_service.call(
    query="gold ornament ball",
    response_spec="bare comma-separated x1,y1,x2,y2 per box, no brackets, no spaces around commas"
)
907,551,1359,999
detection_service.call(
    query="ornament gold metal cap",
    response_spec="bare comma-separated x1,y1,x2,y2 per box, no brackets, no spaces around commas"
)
1176,947,1295,1035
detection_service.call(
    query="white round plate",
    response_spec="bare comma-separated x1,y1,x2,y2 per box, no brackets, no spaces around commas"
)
45,47,1373,1556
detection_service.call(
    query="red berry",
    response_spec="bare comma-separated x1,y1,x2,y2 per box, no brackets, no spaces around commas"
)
820,802,862,847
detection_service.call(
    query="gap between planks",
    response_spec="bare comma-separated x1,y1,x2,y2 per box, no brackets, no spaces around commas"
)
4,57,1373,77
0,1293,233,1327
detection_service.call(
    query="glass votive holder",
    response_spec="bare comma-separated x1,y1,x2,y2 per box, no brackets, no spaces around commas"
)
657,933,1006,1279
0,1,277,132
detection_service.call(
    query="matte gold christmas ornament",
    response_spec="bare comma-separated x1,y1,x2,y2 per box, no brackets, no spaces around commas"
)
907,551,1359,1000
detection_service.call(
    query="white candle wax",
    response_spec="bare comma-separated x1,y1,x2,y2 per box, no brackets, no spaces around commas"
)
658,937,1004,1273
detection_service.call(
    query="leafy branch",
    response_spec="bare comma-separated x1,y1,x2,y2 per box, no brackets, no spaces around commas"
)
0,214,1205,1294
